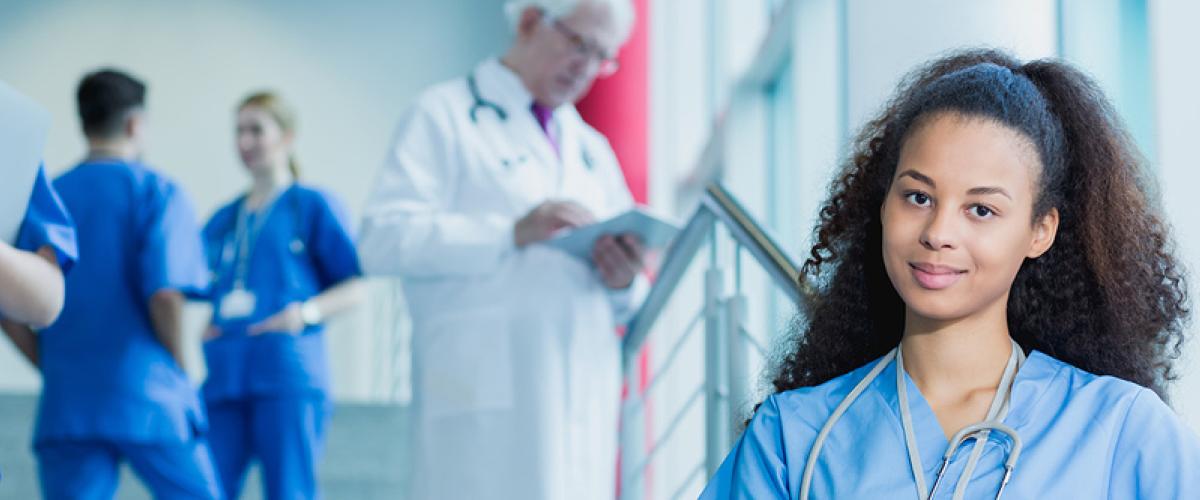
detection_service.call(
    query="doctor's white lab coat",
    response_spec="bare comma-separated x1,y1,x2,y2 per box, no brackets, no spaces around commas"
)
358,57,648,500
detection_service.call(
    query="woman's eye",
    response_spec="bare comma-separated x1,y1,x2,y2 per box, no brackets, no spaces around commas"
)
905,192,931,206
971,205,994,218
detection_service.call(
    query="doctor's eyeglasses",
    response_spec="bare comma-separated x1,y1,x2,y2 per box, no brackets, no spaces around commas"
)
550,19,620,78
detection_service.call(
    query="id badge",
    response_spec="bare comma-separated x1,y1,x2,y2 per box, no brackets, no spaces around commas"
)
219,288,257,319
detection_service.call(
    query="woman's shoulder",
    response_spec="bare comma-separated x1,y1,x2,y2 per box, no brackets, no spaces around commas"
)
763,356,893,431
1017,350,1198,454
288,184,353,222
1024,351,1147,409
1030,349,1200,494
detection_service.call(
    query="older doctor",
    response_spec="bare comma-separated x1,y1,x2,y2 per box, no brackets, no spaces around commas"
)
358,0,645,498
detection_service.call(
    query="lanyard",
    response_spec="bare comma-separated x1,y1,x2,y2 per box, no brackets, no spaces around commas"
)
221,186,287,289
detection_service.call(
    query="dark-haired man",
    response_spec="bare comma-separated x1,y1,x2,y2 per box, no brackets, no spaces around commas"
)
8,68,221,499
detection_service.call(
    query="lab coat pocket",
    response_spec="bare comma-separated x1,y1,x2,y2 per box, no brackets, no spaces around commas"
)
420,308,515,418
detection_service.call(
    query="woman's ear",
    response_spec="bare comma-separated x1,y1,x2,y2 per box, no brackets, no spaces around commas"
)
1027,207,1059,259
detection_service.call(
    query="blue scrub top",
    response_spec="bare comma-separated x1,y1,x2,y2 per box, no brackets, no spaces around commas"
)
14,164,77,273
201,184,361,402
701,350,1200,498
37,160,209,445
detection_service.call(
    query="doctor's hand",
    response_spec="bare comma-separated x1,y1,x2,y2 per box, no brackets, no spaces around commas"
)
514,201,595,248
593,234,645,290
248,303,305,336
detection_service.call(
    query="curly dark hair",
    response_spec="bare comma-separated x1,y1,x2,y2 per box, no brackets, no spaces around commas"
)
772,49,1189,399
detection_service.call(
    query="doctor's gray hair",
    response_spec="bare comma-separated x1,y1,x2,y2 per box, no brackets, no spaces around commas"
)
504,0,635,36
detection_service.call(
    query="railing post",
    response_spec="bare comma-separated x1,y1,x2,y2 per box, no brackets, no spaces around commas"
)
616,184,804,497
619,367,646,500
703,263,729,476
724,292,749,441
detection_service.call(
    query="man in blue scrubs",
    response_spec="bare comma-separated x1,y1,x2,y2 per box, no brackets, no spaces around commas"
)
23,69,220,499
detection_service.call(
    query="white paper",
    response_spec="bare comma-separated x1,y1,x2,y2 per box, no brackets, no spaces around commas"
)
542,207,680,262
0,81,51,244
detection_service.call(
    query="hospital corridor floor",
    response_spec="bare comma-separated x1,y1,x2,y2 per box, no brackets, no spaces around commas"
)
0,393,410,499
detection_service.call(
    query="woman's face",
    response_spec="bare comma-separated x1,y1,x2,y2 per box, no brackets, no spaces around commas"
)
236,105,291,175
881,112,1058,323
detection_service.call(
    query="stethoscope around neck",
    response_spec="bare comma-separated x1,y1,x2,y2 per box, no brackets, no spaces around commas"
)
799,339,1026,500
467,73,507,124
465,71,595,172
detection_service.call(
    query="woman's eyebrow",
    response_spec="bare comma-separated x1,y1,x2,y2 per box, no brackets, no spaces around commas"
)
898,170,1013,200
897,169,935,187
967,186,1012,200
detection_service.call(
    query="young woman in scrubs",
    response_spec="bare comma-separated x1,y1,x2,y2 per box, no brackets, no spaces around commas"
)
201,91,364,499
702,49,1199,498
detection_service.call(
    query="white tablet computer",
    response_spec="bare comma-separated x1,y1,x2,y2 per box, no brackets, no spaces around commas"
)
543,208,680,262
0,80,51,244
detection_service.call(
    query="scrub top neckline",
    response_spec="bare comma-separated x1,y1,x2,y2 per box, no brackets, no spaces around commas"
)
870,349,1058,475
237,183,294,215
77,158,141,168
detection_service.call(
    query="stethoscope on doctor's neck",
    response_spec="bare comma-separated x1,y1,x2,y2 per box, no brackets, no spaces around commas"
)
465,71,595,171
467,73,507,124
800,339,1026,500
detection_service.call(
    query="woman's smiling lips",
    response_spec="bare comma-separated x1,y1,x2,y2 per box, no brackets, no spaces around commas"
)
909,262,967,290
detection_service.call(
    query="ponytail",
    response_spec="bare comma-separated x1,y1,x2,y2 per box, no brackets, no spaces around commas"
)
1012,61,1187,396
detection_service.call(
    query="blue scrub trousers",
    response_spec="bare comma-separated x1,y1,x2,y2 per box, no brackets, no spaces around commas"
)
36,437,221,499
207,396,328,500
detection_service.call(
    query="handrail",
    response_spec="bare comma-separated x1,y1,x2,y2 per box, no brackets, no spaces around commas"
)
702,183,800,301
622,182,801,369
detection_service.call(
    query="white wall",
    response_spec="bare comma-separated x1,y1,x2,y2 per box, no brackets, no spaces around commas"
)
1151,0,1200,431
0,0,509,401
844,0,1057,130
649,0,717,214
